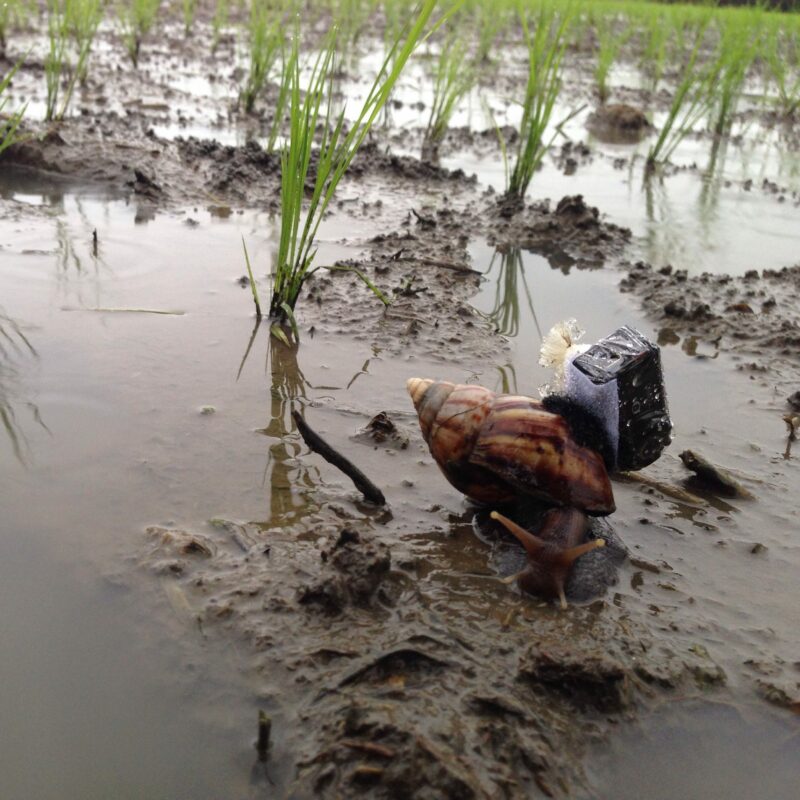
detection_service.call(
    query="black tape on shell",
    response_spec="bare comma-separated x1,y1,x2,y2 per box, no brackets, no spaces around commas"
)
571,326,672,471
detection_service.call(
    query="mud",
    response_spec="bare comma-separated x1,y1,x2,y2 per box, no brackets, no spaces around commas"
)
621,260,800,362
2,12,800,800
586,103,653,145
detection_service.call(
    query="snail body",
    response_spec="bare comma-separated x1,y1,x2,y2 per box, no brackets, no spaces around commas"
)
407,378,619,606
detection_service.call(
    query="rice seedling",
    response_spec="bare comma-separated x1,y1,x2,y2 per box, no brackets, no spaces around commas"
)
638,10,671,93
707,18,760,138
64,0,103,91
0,309,40,465
44,0,69,122
0,0,35,59
382,0,405,69
0,0,18,59
265,0,449,339
0,58,26,154
212,0,229,49
240,0,285,114
646,21,717,174
42,0,102,121
764,25,800,117
118,0,162,68
422,28,476,160
472,0,506,66
334,0,372,60
502,3,572,201
182,0,197,35
594,14,632,105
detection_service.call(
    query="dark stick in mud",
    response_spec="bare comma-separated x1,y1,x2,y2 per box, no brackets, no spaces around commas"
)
291,410,386,506
256,711,271,761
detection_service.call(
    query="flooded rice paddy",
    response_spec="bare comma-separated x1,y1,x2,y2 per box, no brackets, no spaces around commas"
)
1,11,799,800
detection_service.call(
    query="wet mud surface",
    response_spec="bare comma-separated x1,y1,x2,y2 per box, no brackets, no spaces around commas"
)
2,14,800,800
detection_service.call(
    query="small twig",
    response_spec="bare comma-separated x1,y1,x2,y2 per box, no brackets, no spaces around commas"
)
256,711,271,762
61,306,185,315
679,450,755,500
411,207,436,227
340,739,396,759
392,255,481,275
784,413,799,443
784,413,799,460
292,410,386,505
618,471,706,506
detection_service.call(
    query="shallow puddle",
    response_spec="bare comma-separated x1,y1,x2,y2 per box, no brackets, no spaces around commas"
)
2,176,799,794
587,699,800,799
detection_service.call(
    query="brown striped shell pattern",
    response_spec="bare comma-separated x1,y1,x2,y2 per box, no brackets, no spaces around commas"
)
407,378,615,515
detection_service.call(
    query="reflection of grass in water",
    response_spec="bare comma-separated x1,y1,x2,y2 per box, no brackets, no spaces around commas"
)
484,248,540,340
495,363,518,396
260,336,314,525
238,321,317,525
0,310,47,465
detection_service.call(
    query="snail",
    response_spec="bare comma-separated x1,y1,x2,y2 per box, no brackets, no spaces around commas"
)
407,325,672,608
407,378,617,608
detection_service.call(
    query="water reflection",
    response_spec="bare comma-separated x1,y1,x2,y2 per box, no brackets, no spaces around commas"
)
483,247,541,339
257,333,316,528
0,309,48,465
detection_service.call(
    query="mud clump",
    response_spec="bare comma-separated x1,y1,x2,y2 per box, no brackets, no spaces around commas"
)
305,703,482,799
621,261,800,364
353,412,410,450
298,528,391,614
586,103,653,144
518,641,630,713
490,194,632,269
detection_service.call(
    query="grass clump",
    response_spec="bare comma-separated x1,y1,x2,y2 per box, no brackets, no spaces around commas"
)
44,0,69,122
264,0,449,338
118,0,162,68
764,25,800,118
594,14,631,104
502,3,571,201
422,27,476,161
1,58,26,154
240,0,285,115
646,22,715,173
43,0,103,121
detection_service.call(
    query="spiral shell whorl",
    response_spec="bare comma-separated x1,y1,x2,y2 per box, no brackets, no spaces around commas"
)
407,378,451,441
406,378,615,514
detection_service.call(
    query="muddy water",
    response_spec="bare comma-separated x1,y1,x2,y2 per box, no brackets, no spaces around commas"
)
587,699,800,799
0,187,312,797
331,50,800,276
0,176,466,797
2,165,798,796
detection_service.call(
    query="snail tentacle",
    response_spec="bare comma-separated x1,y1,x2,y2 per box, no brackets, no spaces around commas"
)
490,510,549,555
558,538,606,566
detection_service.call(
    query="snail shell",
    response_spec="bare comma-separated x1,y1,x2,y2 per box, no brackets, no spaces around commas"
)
407,378,615,515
